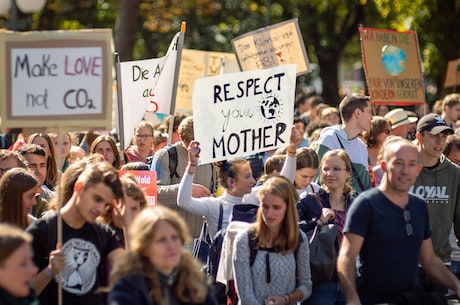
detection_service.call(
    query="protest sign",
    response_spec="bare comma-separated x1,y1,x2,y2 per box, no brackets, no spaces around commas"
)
118,31,184,150
231,19,310,76
444,59,460,88
360,27,425,105
118,170,157,206
192,65,296,164
175,49,240,114
0,29,113,129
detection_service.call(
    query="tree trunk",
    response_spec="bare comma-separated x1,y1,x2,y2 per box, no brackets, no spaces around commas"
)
317,54,341,107
114,0,140,61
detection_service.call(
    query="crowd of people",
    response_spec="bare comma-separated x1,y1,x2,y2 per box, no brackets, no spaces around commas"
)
0,92,460,305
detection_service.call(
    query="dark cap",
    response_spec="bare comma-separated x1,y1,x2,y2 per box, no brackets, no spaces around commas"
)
416,113,454,135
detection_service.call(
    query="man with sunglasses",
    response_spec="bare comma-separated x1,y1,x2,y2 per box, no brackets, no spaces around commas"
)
337,138,460,305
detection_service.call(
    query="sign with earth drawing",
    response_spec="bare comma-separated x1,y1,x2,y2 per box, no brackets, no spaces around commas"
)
192,65,296,164
360,27,425,105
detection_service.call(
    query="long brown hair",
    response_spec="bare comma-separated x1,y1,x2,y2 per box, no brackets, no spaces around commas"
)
255,175,300,254
0,168,38,229
109,206,208,305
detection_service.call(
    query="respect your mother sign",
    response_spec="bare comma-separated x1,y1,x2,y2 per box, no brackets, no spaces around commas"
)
192,65,296,164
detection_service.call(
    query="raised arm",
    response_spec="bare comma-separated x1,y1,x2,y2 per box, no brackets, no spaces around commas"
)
280,125,302,182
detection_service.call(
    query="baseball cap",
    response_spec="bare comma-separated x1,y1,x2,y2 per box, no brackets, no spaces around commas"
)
416,113,454,135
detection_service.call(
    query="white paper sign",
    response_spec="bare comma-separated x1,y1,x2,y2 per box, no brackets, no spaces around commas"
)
11,47,103,116
192,65,296,164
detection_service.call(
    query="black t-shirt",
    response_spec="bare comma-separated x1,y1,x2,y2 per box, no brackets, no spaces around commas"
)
27,213,122,305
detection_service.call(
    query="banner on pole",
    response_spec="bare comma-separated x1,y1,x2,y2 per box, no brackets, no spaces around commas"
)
360,27,425,105
0,29,113,129
192,65,296,164
118,31,183,150
118,170,157,206
231,19,310,76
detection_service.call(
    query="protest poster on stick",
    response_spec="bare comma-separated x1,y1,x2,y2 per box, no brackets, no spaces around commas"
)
175,49,240,114
444,58,460,89
360,27,425,105
192,65,296,164
117,31,184,150
0,29,113,129
231,19,310,76
118,170,157,206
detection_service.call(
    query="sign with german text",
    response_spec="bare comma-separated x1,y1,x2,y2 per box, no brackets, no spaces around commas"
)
176,49,240,114
231,19,310,76
360,27,425,105
0,29,113,129
192,65,296,164
118,170,157,206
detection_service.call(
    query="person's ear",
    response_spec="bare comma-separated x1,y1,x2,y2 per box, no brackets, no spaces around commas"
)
381,160,387,172
74,181,83,193
227,177,233,188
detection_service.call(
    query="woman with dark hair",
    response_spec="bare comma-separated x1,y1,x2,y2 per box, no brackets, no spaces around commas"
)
233,175,312,305
0,168,38,229
28,133,59,190
297,149,356,305
294,147,321,195
90,135,122,169
108,206,217,305
0,223,39,304
363,116,391,167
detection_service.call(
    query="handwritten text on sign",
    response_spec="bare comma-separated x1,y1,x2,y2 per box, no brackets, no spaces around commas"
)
192,65,296,164
11,47,104,116
360,28,425,105
231,19,309,75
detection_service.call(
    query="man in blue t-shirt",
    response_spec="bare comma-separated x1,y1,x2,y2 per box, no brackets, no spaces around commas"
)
337,138,460,305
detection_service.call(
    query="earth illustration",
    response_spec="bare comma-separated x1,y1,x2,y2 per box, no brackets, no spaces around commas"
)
381,44,407,76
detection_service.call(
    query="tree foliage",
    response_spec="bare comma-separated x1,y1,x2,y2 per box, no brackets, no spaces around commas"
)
27,0,460,103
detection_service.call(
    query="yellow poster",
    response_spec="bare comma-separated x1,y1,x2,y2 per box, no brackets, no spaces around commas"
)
231,19,310,76
360,27,425,105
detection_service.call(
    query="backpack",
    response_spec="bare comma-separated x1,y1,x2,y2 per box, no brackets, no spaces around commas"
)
146,145,179,180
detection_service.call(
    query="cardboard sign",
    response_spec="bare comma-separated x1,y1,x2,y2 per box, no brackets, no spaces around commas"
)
444,59,460,88
360,27,425,105
0,29,113,129
231,19,310,76
175,49,240,114
118,170,157,206
192,65,296,164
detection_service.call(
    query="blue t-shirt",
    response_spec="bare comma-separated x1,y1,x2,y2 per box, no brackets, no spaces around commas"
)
344,188,431,305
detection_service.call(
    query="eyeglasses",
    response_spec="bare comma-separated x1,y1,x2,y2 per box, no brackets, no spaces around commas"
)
321,167,346,174
403,210,413,236
136,134,153,140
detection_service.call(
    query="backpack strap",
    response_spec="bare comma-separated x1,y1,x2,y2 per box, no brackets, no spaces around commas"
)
335,134,365,192
166,145,179,180
217,202,224,232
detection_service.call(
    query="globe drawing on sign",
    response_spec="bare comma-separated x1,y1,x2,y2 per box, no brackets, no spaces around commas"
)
381,44,407,76
260,96,281,120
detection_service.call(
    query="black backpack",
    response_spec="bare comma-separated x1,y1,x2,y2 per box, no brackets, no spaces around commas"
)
147,145,179,180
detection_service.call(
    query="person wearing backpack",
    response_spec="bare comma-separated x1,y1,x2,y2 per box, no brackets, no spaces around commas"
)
232,175,312,305
297,149,356,305
177,126,302,238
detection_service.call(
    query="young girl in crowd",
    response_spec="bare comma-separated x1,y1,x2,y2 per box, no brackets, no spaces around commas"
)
0,168,39,230
0,224,39,305
297,149,356,305
90,135,122,169
177,127,301,237
232,175,312,305
295,147,321,196
108,206,218,305
28,133,58,190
